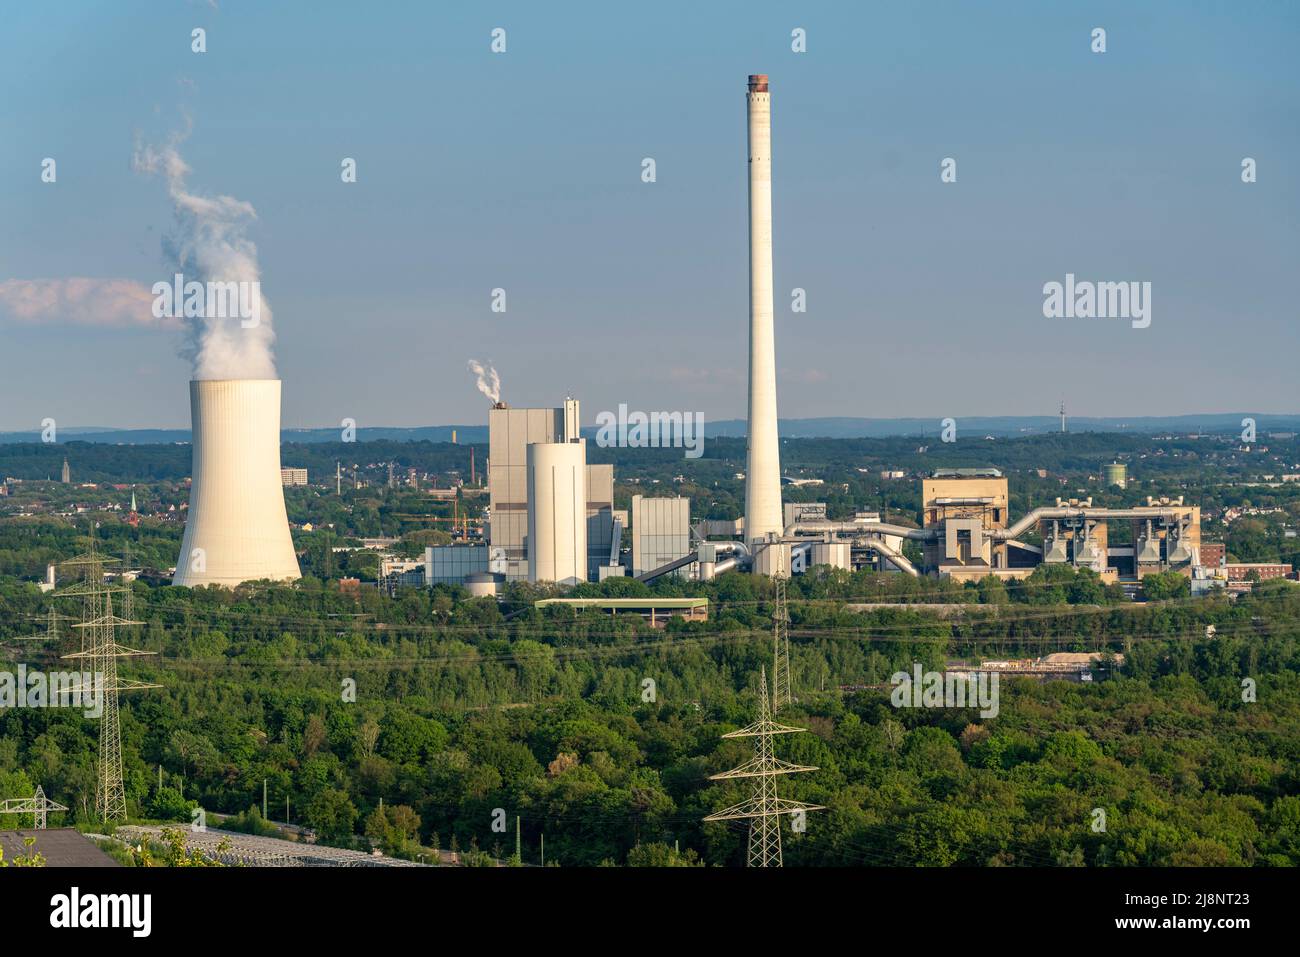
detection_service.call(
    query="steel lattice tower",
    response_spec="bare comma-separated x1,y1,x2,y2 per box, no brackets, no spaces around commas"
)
54,537,158,822
0,785,69,832
772,577,792,712
704,667,823,867
0,785,68,830
12,608,78,645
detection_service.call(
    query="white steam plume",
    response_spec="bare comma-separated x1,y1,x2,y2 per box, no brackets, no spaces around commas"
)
133,128,278,380
467,360,501,404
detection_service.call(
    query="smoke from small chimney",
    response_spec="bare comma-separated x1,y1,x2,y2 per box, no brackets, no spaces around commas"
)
467,360,501,405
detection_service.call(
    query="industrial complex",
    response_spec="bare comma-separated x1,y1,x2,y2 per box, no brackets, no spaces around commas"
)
415,77,1217,595
161,76,1231,599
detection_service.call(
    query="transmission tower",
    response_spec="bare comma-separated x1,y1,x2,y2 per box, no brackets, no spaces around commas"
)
12,608,78,644
704,667,823,867
772,577,792,712
53,537,159,822
0,785,68,829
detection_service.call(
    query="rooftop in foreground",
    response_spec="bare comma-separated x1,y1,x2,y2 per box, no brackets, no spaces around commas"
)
0,829,119,867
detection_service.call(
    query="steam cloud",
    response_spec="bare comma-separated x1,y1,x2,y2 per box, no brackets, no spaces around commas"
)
0,278,171,329
467,360,501,404
133,129,278,380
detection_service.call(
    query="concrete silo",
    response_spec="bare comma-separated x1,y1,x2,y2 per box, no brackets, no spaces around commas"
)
526,440,588,585
173,379,302,587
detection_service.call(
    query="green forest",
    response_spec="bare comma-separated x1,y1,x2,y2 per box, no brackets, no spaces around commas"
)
2,561,1298,866
3,432,1299,866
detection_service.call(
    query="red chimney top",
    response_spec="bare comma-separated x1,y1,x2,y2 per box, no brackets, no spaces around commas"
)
748,75,768,93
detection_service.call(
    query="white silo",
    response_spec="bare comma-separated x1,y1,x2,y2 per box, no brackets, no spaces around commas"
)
527,440,588,585
744,74,783,544
173,379,302,587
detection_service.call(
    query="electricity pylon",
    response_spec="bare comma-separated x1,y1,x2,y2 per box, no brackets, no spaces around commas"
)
53,538,159,822
12,609,78,643
0,785,68,829
772,576,792,712
704,667,823,867
63,590,158,822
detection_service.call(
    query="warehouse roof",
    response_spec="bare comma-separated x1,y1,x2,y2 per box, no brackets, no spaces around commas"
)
0,829,119,867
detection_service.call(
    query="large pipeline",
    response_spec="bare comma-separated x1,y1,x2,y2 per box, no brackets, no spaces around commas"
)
993,507,1188,540
862,537,921,577
789,506,1189,544
787,521,933,540
634,540,750,583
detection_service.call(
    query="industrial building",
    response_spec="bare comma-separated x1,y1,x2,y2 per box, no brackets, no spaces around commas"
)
426,543,496,585
482,398,617,582
421,77,1215,595
625,464,1209,588
768,470,1203,585
631,495,691,577
425,395,636,589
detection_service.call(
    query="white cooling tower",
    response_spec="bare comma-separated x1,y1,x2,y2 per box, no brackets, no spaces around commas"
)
744,74,783,544
527,440,588,585
173,379,302,587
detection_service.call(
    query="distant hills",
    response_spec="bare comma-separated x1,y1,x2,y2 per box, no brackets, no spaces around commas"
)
0,426,489,445
699,414,1300,439
2,413,1297,445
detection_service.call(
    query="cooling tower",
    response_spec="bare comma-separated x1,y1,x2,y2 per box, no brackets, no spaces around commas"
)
744,74,783,543
173,379,302,587
527,440,588,585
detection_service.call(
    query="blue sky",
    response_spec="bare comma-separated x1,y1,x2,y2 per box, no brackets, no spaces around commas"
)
1,0,1297,429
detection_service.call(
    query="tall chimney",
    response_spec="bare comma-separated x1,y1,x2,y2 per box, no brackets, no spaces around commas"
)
744,74,783,543
173,379,301,587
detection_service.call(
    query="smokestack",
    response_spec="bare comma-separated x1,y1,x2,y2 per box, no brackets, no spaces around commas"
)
744,74,783,543
173,379,301,587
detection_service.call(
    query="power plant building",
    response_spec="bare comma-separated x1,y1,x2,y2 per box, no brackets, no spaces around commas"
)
630,495,691,577
921,469,1012,577
425,543,498,586
488,402,570,578
477,397,616,583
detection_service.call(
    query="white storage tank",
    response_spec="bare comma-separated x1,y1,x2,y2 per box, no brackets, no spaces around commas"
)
464,571,503,598
527,440,588,585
